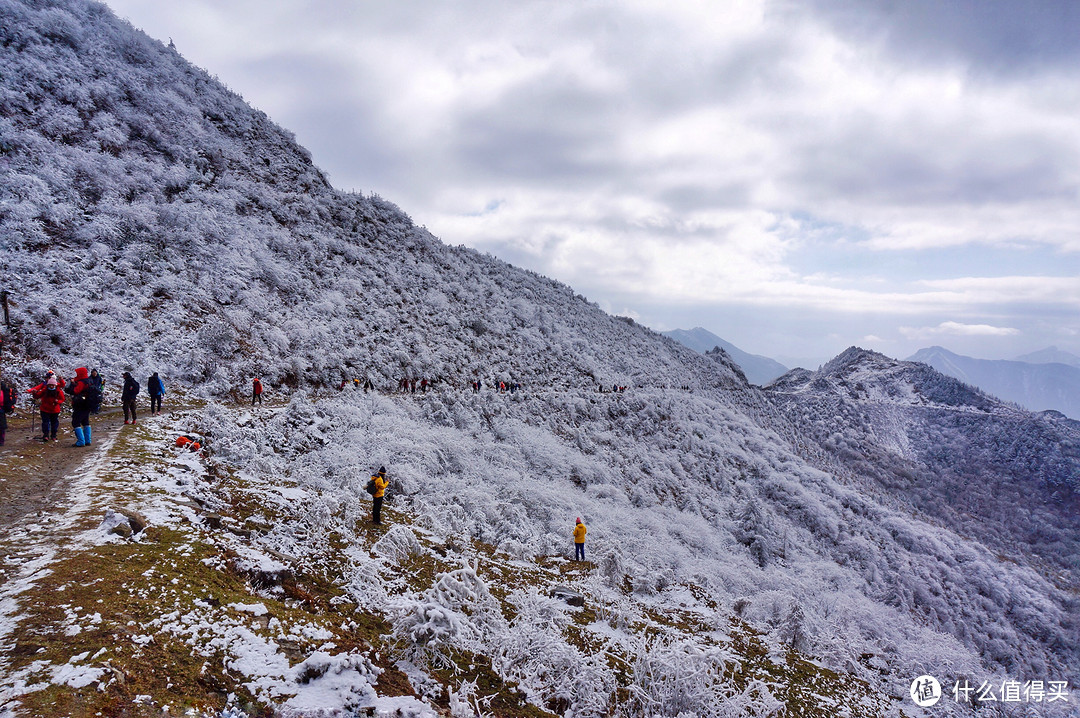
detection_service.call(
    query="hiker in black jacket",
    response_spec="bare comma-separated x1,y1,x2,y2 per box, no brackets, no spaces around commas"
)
148,372,164,415
88,369,104,414
122,372,140,425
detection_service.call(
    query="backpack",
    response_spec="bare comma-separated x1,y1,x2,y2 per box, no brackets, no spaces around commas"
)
364,478,378,496
79,380,101,405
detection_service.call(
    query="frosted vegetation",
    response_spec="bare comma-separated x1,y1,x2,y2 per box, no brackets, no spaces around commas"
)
1,0,1078,714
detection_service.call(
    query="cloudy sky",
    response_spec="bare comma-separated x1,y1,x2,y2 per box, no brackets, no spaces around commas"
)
105,0,1080,366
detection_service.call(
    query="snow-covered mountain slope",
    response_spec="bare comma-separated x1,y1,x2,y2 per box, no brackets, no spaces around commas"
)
909,346,1080,419
0,0,740,397
767,348,1080,669
663,327,789,385
2,1,1079,715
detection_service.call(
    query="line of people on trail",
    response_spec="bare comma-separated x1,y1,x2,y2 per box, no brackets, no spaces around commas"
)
335,374,527,396
398,377,431,394
471,379,521,393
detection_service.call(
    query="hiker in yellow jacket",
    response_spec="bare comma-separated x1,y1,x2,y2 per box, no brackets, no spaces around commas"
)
371,467,389,525
573,517,587,561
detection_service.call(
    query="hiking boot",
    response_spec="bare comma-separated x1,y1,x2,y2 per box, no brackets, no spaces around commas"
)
124,420,130,425
41,435,48,443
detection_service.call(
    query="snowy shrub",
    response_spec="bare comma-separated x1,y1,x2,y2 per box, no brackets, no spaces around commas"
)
625,639,736,718
494,590,615,717
389,561,503,668
372,525,425,563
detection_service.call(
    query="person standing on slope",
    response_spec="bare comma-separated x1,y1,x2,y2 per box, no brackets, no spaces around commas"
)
370,466,389,525
121,371,140,425
252,377,263,406
29,375,64,442
148,372,165,415
573,517,587,561
68,367,95,446
88,369,104,414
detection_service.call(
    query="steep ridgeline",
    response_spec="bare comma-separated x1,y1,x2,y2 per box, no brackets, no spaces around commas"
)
0,0,744,397
3,1,1080,715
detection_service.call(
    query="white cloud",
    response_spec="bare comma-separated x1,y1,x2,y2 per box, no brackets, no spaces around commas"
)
900,322,1021,340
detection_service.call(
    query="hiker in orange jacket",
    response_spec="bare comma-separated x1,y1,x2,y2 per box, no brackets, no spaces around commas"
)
573,517,587,561
371,467,389,525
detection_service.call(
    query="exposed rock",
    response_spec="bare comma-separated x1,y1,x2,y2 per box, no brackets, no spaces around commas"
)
102,507,148,537
549,585,585,607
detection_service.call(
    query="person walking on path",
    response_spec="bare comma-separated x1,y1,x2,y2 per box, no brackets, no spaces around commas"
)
370,467,389,525
121,371,140,425
573,517,587,561
252,377,263,406
148,372,165,415
68,367,95,446
29,375,64,442
0,382,6,446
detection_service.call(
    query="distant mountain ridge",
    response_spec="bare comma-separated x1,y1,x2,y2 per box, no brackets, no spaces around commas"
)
908,346,1080,419
663,327,788,385
1016,346,1080,367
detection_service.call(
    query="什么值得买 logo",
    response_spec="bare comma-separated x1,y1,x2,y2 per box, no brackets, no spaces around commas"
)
910,675,942,707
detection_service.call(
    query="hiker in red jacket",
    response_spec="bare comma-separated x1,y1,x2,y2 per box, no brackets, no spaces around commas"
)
252,377,263,406
29,375,64,442
68,367,95,446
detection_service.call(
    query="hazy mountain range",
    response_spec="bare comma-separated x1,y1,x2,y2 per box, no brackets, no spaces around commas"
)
662,327,789,385
909,345,1080,419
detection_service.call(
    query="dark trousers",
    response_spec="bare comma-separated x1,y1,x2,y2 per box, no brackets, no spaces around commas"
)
123,399,137,423
41,412,59,439
252,392,262,406
150,394,162,413
373,496,384,524
575,542,585,561
72,408,90,429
